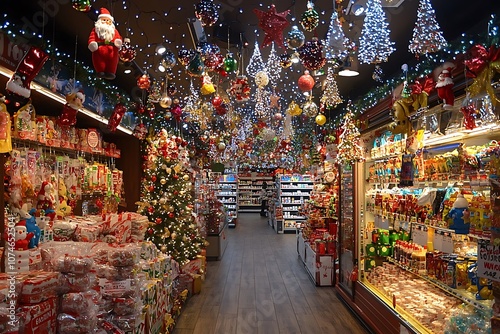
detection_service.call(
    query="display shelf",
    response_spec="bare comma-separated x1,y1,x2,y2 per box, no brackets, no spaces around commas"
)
275,174,314,233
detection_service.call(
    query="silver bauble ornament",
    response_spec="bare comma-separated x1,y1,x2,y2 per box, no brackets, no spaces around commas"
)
287,26,305,50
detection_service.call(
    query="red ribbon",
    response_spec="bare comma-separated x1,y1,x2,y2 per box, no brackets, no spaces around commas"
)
411,76,434,95
465,45,500,77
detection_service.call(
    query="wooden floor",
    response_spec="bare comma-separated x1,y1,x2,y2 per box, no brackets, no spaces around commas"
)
173,213,371,334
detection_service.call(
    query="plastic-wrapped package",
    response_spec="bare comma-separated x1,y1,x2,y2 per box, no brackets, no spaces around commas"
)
97,319,126,334
55,255,93,274
52,220,77,241
108,245,140,267
19,271,59,305
61,290,100,316
57,272,95,294
95,264,138,281
100,278,140,299
57,313,98,334
111,297,138,316
19,297,57,333
110,314,136,331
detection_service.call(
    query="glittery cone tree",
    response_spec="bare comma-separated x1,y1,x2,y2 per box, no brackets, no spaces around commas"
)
246,41,265,78
321,67,343,109
408,0,447,56
139,130,205,265
325,11,346,59
266,43,282,86
358,0,395,64
336,105,364,164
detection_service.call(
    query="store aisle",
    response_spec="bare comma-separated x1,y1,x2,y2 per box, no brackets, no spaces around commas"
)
173,214,371,334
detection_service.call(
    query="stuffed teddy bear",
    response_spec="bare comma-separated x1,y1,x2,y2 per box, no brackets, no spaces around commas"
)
447,194,470,234
388,99,413,135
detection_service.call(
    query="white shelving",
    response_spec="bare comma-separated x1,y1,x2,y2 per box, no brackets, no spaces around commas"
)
276,174,313,233
238,174,274,213
217,167,238,227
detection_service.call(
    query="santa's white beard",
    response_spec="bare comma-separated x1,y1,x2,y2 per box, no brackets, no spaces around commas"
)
95,21,115,42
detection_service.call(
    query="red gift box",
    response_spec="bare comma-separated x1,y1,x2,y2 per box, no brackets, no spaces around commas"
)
18,297,57,334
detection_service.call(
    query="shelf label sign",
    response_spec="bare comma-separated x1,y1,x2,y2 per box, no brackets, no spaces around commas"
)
477,240,500,282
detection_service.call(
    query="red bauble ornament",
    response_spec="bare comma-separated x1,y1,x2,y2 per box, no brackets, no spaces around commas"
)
148,186,154,192
168,212,175,218
136,103,145,114
137,74,151,90
151,175,157,182
298,70,315,92
173,175,179,180
253,5,290,49
147,228,154,235
148,206,155,213
171,105,183,119
212,95,223,107
216,103,227,116
155,218,162,224
119,38,137,62
108,102,127,132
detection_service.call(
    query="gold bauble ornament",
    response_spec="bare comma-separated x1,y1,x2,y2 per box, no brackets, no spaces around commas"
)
166,168,172,174
159,197,167,204
160,178,167,185
168,205,175,212
315,114,327,126
217,142,226,151
161,245,167,253
183,236,188,242
171,232,177,239
159,94,172,108
183,174,190,181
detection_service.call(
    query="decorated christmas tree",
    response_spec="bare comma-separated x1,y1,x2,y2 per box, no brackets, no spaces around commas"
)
266,43,282,86
138,130,205,265
408,0,447,56
325,11,346,59
358,0,395,64
336,104,364,164
320,67,343,109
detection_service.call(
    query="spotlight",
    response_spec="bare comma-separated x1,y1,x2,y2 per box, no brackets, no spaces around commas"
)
124,68,132,74
346,0,365,16
155,44,167,55
338,53,359,77
158,64,166,72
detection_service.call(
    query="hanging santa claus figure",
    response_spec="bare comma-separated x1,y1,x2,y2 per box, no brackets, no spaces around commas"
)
435,67,455,110
88,8,122,80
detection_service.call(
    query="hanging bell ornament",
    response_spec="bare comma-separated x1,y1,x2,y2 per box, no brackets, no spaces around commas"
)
299,1,320,32
72,0,91,12
187,52,205,77
195,0,219,27
137,74,151,90
287,26,305,50
178,48,195,66
223,53,238,73
279,53,292,68
159,94,172,108
119,38,137,62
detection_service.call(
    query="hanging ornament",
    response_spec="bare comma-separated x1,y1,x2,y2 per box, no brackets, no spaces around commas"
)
119,38,136,62
136,102,145,115
159,94,172,108
261,128,276,141
223,53,238,73
229,76,251,102
200,74,215,95
133,122,148,140
255,71,269,88
160,51,177,69
204,51,223,71
72,0,91,12
287,101,302,116
298,70,315,92
59,91,85,127
6,46,49,99
270,93,280,109
435,66,455,109
216,103,228,116
108,100,127,132
325,11,346,58
320,67,343,109
298,38,326,71
461,104,476,130
211,95,223,107
167,84,177,96
273,112,283,121
171,104,183,120
358,0,395,64
217,142,226,151
315,114,327,126
279,53,292,68
195,0,219,27
88,8,122,80
137,74,151,90
246,41,265,78
178,49,195,66
253,4,290,49
372,65,384,83
299,1,319,32
408,0,447,56
302,99,319,117
287,26,305,50
401,80,412,99
187,52,205,77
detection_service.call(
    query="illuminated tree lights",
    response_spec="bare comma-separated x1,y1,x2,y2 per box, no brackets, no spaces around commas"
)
246,41,266,78
139,131,205,265
408,0,447,56
358,0,395,64
336,104,364,164
321,67,343,109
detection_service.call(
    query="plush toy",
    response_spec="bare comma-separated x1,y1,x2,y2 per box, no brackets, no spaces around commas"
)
13,224,34,251
410,76,434,111
24,208,41,248
88,8,122,80
435,67,455,109
56,178,72,218
388,99,413,135
37,181,56,211
59,91,85,127
447,194,470,234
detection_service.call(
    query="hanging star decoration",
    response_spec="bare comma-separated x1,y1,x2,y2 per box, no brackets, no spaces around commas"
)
270,93,280,109
253,5,290,49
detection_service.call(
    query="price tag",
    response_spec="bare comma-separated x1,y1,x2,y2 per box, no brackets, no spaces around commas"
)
477,240,500,283
433,230,443,251
411,224,428,246
441,232,454,254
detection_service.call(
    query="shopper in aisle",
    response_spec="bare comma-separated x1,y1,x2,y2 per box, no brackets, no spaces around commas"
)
260,182,269,217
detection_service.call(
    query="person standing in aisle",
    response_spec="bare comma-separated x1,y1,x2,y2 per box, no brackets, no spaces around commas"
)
260,182,268,217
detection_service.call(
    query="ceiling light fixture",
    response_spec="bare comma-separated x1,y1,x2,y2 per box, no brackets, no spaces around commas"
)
346,0,365,16
155,44,167,55
338,53,360,77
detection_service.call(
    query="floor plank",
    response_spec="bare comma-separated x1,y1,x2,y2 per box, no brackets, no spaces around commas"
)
172,214,370,334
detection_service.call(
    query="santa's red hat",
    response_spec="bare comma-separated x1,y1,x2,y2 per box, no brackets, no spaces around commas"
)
98,8,114,22
76,90,85,102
